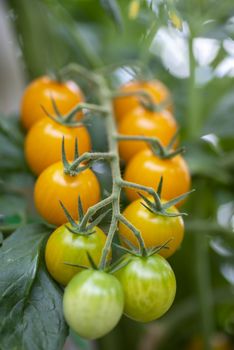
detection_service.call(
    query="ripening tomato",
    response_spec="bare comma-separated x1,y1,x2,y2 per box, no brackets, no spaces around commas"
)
25,117,91,175
123,149,191,205
115,254,176,322
119,197,184,258
34,161,100,226
21,76,85,130
187,334,233,350
63,270,124,339
45,223,108,286
118,107,178,162
113,80,173,122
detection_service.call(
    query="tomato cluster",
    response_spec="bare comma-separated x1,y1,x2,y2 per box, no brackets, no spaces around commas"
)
21,74,191,340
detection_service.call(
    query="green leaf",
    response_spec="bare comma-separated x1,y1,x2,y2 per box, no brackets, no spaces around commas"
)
0,224,68,350
203,90,234,139
100,0,123,30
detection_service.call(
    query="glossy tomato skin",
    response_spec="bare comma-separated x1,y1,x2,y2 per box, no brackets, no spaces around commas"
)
124,149,191,205
113,80,172,122
115,254,176,322
25,117,91,175
21,76,84,130
118,107,178,163
34,161,100,226
45,224,108,286
63,270,124,339
119,197,184,258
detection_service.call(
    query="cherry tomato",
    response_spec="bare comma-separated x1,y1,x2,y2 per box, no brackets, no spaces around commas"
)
45,223,108,286
119,197,184,258
25,117,91,175
21,76,84,130
34,161,100,226
187,334,233,350
63,270,124,339
118,107,178,162
113,80,173,122
115,254,176,322
123,149,191,205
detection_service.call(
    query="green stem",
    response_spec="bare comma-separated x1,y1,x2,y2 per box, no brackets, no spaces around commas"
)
96,76,123,270
115,134,166,157
60,63,100,84
64,102,108,122
68,152,114,173
194,233,214,350
118,214,147,256
79,195,113,230
112,90,170,112
115,133,184,159
120,180,162,210
187,34,202,139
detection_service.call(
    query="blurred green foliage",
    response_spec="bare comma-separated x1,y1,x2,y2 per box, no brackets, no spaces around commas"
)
1,0,234,349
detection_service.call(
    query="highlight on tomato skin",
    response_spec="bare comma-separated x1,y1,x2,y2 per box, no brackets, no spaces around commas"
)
115,254,176,322
24,117,91,175
123,148,191,206
113,79,173,123
63,270,124,339
45,223,109,286
34,161,101,226
118,107,178,163
20,76,85,130
119,196,184,259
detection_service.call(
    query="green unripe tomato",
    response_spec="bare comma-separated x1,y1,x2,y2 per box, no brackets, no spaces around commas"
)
45,223,109,286
115,254,176,322
63,270,124,339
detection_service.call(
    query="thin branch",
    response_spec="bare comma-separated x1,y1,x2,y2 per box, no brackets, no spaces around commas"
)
79,195,113,230
69,152,115,172
118,214,147,256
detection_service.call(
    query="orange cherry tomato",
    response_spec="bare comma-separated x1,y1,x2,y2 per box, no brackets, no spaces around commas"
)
113,80,173,122
119,197,184,258
187,334,233,350
21,76,85,130
123,149,191,206
25,117,91,175
118,107,178,163
34,161,100,226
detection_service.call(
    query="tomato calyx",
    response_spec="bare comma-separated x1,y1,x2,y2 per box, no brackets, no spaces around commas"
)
40,96,83,128
137,176,194,217
116,129,185,160
113,236,172,259
64,249,130,275
41,94,108,128
64,251,100,272
112,89,171,113
150,129,185,160
60,196,110,236
62,137,114,176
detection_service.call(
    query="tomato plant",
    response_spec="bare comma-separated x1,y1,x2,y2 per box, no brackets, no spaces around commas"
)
25,117,91,175
115,254,176,322
21,76,84,130
63,270,124,339
118,107,178,162
45,223,108,286
113,80,172,122
34,161,101,226
2,1,234,349
123,149,191,204
119,196,184,258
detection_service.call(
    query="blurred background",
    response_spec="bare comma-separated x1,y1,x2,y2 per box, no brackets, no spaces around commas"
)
0,1,234,349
